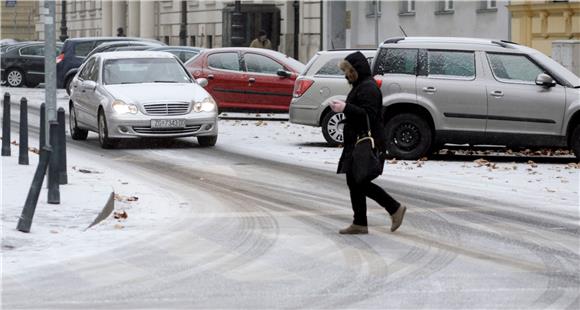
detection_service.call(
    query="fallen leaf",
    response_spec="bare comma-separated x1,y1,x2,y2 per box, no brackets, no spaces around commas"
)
114,224,124,229
50,230,59,234
113,211,128,220
545,188,556,193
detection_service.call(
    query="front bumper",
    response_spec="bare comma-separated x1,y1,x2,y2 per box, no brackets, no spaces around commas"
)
106,112,218,139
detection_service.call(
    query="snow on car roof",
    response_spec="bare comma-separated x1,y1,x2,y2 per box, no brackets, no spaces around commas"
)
96,51,178,60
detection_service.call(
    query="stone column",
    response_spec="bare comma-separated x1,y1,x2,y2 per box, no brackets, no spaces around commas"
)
127,0,140,37
139,0,155,39
101,0,112,36
112,0,126,36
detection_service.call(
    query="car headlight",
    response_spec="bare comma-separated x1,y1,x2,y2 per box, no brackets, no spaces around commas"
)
193,97,217,112
112,100,138,114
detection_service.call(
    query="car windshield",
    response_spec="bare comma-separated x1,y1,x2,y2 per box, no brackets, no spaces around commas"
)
530,52,580,87
103,58,192,85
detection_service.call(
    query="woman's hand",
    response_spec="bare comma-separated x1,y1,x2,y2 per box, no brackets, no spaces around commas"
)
329,99,346,113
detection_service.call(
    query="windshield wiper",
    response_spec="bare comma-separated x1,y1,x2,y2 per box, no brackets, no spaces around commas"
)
153,80,178,83
120,81,141,84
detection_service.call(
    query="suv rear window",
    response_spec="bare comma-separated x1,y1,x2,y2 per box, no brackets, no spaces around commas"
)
74,41,96,57
374,48,418,75
428,50,475,79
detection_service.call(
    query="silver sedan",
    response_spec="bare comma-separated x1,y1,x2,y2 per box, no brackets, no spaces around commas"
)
69,51,218,148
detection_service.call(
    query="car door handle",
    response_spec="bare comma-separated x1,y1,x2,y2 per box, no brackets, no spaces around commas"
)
207,74,214,80
422,86,436,93
490,91,504,97
248,78,256,83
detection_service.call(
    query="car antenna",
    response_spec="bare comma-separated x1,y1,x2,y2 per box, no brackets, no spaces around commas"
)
399,26,408,37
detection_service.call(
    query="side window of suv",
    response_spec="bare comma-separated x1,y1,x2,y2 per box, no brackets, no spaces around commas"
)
427,50,475,79
375,48,418,75
486,53,544,83
208,52,240,71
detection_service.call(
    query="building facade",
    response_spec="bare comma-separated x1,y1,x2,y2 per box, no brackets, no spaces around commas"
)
1,0,39,41
509,0,580,55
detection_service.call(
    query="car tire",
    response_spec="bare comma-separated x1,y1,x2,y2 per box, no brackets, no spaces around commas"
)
322,111,345,146
6,69,24,87
571,124,580,160
69,103,88,140
98,110,116,149
198,135,217,147
65,76,73,95
25,81,39,88
384,113,433,160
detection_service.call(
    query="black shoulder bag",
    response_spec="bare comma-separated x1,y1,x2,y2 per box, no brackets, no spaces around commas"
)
351,114,383,184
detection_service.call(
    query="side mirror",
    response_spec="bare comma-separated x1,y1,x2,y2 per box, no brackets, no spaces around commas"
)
277,69,291,78
196,78,208,88
535,73,556,88
83,80,97,91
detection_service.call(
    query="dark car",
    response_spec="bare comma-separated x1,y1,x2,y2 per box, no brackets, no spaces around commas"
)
84,40,164,59
1,41,63,87
146,46,204,63
185,47,305,111
56,37,163,92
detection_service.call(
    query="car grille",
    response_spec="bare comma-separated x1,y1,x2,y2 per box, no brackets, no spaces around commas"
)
143,103,190,115
132,124,202,135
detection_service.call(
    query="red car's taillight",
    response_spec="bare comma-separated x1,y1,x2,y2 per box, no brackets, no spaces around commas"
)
293,78,314,98
56,53,64,64
374,76,383,88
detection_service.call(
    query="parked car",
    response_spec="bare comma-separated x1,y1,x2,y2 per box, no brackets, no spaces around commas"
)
372,37,580,159
69,51,218,148
57,37,163,93
84,40,164,59
1,41,64,87
290,49,375,145
185,47,305,111
146,46,204,63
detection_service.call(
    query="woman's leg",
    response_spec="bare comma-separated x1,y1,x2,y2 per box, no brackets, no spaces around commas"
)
364,182,400,215
346,173,368,226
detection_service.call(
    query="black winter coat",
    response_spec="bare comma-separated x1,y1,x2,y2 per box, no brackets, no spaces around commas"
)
337,52,386,174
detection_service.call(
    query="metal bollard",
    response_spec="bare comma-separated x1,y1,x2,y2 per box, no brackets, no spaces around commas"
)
57,107,67,184
39,103,46,149
19,98,29,165
17,146,52,233
1,92,11,156
47,121,60,204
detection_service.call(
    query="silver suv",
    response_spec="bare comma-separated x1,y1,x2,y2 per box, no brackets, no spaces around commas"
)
290,49,375,145
374,37,580,159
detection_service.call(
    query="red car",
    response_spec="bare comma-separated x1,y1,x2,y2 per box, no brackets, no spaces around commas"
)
185,48,305,112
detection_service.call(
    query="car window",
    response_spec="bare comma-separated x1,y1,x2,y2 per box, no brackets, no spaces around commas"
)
79,58,95,80
19,45,44,56
316,58,342,76
487,53,544,83
375,48,418,75
87,59,99,81
244,53,284,74
428,50,475,79
208,52,240,71
181,51,199,62
74,41,95,57
103,58,191,85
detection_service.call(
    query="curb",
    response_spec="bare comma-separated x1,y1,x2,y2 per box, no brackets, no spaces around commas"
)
85,191,115,230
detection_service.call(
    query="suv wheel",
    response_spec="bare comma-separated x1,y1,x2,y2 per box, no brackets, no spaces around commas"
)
322,112,345,146
69,103,88,140
571,125,580,160
6,69,24,87
384,113,433,160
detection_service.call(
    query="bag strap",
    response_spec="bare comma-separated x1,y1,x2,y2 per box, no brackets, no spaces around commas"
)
364,114,371,137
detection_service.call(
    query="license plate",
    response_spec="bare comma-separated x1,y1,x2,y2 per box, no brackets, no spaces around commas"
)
151,119,186,128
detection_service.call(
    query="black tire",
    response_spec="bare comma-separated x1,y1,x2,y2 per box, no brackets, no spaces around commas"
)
65,76,73,95
571,124,580,160
384,113,433,160
6,69,24,87
321,111,345,146
98,110,116,149
25,81,39,88
69,103,88,140
198,135,217,147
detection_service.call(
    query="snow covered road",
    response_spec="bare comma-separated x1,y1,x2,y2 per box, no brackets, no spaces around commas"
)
2,88,579,309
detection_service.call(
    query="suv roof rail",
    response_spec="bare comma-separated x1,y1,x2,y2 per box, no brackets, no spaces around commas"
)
500,39,519,45
491,40,518,48
327,48,375,52
383,37,405,44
